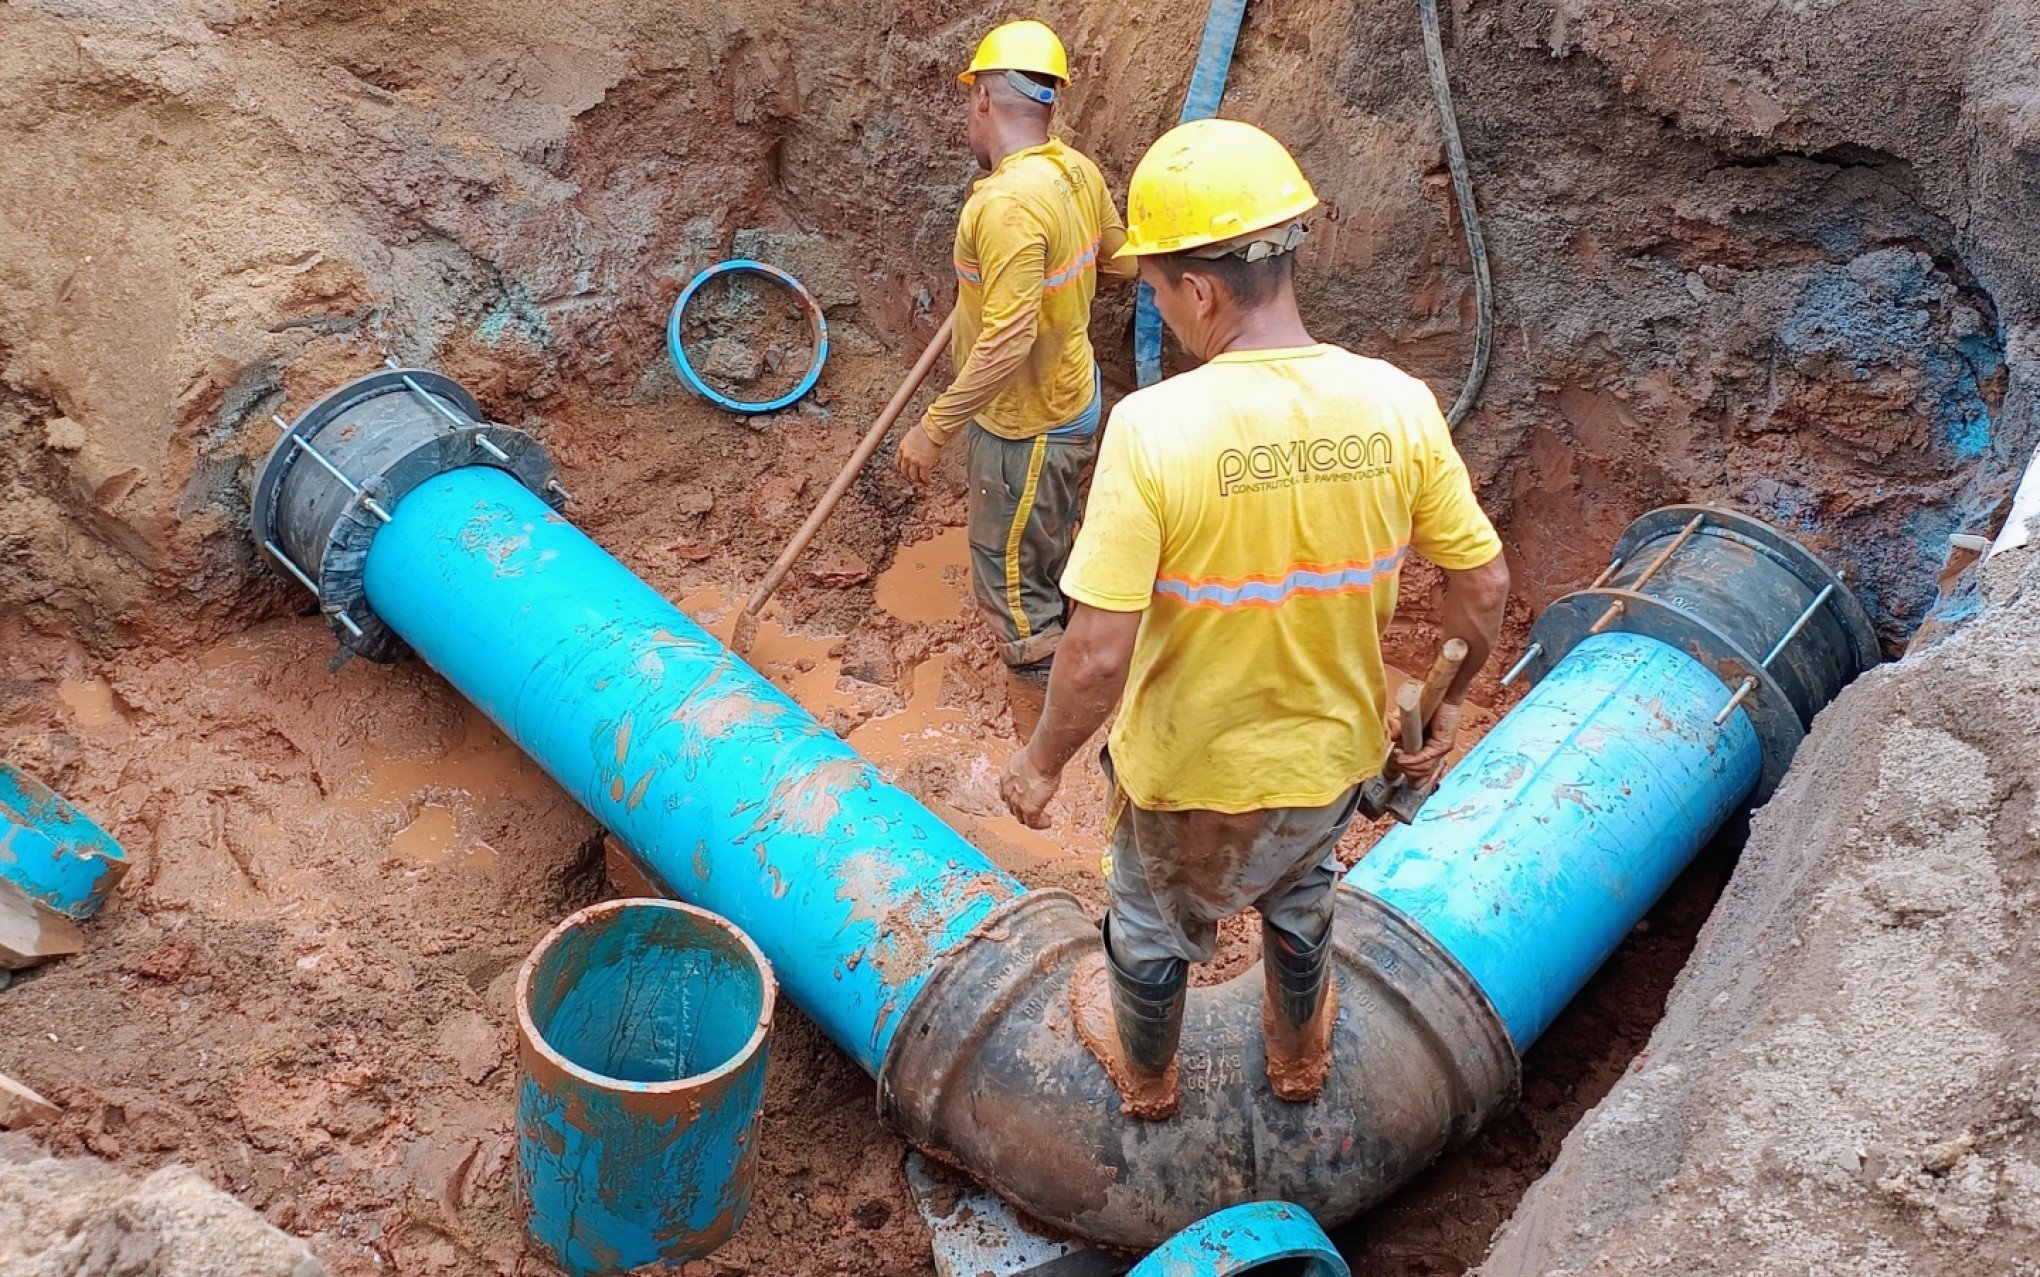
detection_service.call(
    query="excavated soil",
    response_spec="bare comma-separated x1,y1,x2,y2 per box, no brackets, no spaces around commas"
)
6,0,2040,1274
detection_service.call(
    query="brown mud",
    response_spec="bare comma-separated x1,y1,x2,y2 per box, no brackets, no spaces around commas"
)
5,0,2037,1273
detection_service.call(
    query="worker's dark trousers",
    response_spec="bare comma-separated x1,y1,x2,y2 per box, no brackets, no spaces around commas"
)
1099,750,1363,983
964,422,1097,668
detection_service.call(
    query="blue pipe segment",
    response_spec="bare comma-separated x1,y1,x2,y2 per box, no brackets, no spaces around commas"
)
0,763,128,921
517,899,773,1276
1346,630,1764,1049
1127,1201,1350,1277
1133,0,1251,387
362,465,1021,1072
669,259,830,414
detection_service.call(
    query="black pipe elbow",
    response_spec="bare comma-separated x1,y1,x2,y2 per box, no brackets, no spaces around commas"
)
877,886,1518,1248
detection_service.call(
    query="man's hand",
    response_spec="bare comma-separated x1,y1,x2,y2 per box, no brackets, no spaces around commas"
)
896,421,944,485
1387,699,1464,789
1000,744,1062,829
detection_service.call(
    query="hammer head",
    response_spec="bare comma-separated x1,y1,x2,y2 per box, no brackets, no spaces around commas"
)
1357,772,1435,826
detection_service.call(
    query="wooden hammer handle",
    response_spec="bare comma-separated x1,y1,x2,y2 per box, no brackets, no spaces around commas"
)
1415,638,1471,728
1396,682,1425,755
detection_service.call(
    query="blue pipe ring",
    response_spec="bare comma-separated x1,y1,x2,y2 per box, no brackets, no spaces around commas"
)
668,260,829,414
1127,1201,1349,1277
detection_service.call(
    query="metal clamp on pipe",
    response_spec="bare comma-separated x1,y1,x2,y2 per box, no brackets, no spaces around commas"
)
250,368,567,662
1501,506,1879,799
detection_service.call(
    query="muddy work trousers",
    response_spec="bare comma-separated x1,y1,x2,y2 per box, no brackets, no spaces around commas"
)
965,422,1098,668
1101,754,1364,983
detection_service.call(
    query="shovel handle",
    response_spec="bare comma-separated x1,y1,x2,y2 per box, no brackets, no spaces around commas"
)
737,312,955,632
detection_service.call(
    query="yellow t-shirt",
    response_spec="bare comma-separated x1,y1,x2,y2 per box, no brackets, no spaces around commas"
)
924,139,1135,444
1061,344,1503,814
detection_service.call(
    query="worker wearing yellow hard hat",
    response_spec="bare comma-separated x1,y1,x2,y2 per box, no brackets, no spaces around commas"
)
1000,118,1511,1118
897,19,1137,678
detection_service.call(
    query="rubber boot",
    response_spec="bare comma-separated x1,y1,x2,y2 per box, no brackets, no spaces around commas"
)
1262,921,1338,1102
1070,920,1186,1120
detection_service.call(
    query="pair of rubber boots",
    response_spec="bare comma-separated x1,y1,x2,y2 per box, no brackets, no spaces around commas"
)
1072,918,1337,1120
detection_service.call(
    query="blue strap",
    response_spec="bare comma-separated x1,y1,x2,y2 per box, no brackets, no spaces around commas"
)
1133,0,1252,387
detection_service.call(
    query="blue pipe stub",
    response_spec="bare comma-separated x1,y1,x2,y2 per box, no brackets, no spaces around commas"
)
1127,1201,1350,1277
518,899,772,1276
0,763,128,921
1346,630,1764,1051
668,259,829,414
363,466,1021,1071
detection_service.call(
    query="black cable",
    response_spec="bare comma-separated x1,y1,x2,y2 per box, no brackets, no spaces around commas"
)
1419,0,1494,430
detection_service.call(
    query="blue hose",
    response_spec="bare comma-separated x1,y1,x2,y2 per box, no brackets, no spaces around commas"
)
1134,0,1252,387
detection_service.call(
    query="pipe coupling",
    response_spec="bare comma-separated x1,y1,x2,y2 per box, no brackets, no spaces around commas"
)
1507,506,1879,797
250,369,565,661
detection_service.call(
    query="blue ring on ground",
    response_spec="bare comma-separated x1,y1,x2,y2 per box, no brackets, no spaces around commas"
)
668,259,830,414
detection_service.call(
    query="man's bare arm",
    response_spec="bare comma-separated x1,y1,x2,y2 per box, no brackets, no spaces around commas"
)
1390,553,1510,785
1000,603,1144,826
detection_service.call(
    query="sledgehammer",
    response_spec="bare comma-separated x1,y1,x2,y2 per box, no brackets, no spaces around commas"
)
1359,638,1469,824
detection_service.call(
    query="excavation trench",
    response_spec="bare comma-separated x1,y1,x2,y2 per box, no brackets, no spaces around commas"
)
182,359,1873,1266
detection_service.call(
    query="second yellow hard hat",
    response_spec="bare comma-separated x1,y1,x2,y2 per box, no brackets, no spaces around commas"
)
1117,118,1320,259
960,19,1070,87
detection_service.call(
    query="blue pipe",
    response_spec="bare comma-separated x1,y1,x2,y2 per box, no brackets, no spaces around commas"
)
1345,631,1764,1049
1133,0,1251,387
1128,1201,1349,1277
0,763,128,921
362,466,1022,1072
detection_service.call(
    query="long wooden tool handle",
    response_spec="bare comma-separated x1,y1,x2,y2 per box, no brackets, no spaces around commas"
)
1415,638,1470,728
740,311,956,620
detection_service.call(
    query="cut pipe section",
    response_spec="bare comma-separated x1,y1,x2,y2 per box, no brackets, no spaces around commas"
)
0,763,127,921
518,899,774,1275
1127,1200,1349,1277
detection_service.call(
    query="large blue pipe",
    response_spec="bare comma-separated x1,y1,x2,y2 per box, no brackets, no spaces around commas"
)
1345,631,1763,1049
362,466,1022,1072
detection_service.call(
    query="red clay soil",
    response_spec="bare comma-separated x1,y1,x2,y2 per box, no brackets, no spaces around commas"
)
6,0,2031,1273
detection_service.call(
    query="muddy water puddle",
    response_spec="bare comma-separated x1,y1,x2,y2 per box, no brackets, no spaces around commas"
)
337,711,546,872
873,525,972,624
57,674,126,728
682,528,1084,874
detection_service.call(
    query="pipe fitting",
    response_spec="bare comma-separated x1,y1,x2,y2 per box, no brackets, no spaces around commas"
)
251,369,564,661
1509,506,1878,798
878,888,1515,1248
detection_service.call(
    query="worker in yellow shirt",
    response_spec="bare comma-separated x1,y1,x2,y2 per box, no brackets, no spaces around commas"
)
999,119,1511,1119
896,19,1137,676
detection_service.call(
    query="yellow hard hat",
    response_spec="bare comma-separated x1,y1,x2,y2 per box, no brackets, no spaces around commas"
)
960,20,1070,87
1116,118,1320,259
